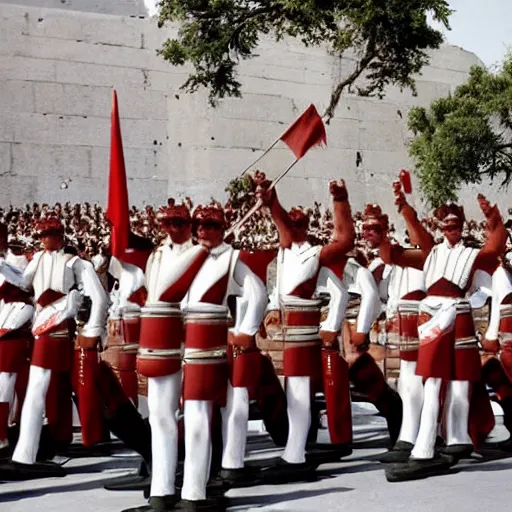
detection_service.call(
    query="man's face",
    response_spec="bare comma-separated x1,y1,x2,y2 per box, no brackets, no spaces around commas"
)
443,224,463,246
161,218,192,245
290,222,308,243
196,220,224,249
41,233,64,251
363,224,384,248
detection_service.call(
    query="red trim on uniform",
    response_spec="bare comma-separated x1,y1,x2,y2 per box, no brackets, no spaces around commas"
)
427,278,465,298
239,250,277,286
128,286,147,307
324,258,348,282
36,289,66,308
159,248,209,303
200,273,230,305
0,335,30,372
290,274,320,300
183,362,228,406
185,321,228,351
416,312,480,381
283,343,322,383
400,350,419,362
500,317,512,333
72,349,104,447
137,357,181,378
122,316,141,345
45,371,73,444
401,290,426,301
0,281,32,304
140,315,183,351
0,402,9,441
322,348,352,444
31,322,74,373
283,309,321,327
228,345,262,398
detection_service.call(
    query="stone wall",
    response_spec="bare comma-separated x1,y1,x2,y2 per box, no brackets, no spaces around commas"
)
0,2,504,220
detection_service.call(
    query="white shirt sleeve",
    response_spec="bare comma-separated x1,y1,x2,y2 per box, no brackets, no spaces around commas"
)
353,266,381,334
0,254,38,291
316,266,349,333
73,258,109,338
232,260,268,336
485,266,512,340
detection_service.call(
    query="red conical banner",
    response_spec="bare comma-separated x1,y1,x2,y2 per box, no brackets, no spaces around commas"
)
106,90,130,260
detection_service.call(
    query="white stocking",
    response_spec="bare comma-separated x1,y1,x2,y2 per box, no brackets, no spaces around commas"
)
445,380,472,446
282,376,311,464
148,372,182,497
410,377,442,460
0,372,17,403
221,382,249,470
182,400,213,501
397,360,424,445
12,366,51,465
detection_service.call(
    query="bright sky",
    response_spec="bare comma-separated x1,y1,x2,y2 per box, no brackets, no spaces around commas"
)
440,0,512,67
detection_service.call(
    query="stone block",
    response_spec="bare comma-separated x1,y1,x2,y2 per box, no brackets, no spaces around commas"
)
0,80,34,114
0,55,56,82
11,143,92,177
359,120,406,152
0,142,11,174
90,145,169,181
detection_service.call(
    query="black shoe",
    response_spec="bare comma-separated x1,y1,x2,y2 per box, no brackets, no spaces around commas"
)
440,444,473,462
385,455,453,482
306,443,352,465
217,467,260,488
0,460,66,480
105,460,151,491
376,441,413,463
175,498,226,511
147,495,180,511
259,458,316,484
0,444,11,461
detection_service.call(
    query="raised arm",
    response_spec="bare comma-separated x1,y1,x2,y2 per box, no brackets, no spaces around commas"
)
320,180,355,266
393,180,434,256
378,234,426,271
475,195,507,273
254,171,294,248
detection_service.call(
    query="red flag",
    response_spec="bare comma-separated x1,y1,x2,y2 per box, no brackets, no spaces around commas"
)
106,90,129,260
280,104,327,159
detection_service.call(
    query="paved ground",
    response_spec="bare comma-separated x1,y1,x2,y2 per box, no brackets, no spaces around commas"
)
2,404,512,512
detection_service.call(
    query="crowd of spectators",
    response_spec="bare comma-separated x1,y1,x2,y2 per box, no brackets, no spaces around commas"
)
2,188,509,263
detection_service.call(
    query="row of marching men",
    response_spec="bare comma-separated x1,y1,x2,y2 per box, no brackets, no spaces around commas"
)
1,171,512,509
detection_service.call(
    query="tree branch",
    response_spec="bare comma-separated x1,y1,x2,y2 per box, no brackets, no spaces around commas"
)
324,34,377,123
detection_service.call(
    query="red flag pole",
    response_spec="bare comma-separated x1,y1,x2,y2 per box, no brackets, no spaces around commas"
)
225,158,300,238
240,139,280,177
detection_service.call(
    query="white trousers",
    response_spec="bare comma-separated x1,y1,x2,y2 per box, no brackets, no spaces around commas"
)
182,400,213,501
148,372,182,498
0,372,17,446
282,376,311,464
411,378,471,459
397,360,424,445
12,366,51,464
0,371,17,404
221,382,249,470
445,381,472,446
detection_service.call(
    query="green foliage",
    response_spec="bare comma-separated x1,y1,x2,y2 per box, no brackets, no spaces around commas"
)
409,54,512,207
154,0,451,119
